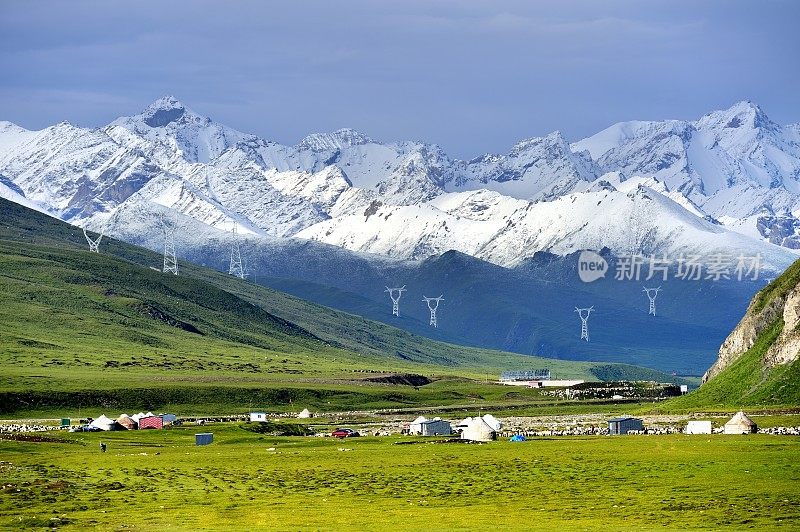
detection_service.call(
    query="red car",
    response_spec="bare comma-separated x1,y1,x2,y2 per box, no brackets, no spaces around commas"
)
331,428,360,438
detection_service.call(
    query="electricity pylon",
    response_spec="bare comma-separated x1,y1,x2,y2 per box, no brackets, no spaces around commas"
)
229,224,245,279
385,286,406,317
575,306,594,341
83,227,103,253
161,213,179,275
423,295,444,328
643,286,661,316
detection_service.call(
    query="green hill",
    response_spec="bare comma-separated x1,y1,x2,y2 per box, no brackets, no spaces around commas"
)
659,260,800,411
0,198,680,416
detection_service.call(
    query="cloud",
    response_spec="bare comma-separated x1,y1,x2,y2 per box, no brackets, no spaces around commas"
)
0,1,797,158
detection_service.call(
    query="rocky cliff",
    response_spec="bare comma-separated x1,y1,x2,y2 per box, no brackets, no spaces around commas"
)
703,260,800,382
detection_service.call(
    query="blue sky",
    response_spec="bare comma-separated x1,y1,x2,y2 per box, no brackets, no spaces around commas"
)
0,0,797,157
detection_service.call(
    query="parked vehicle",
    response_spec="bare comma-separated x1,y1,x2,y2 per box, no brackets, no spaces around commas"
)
331,428,360,438
69,424,100,432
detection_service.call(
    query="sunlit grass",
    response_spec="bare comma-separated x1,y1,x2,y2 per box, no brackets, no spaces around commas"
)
1,425,798,530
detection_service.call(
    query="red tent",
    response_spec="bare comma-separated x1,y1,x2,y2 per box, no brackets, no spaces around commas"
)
138,416,164,429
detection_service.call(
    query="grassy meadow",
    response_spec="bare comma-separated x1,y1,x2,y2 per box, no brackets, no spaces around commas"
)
1,424,798,530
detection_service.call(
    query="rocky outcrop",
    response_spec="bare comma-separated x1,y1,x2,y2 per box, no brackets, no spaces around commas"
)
764,286,800,367
703,282,800,382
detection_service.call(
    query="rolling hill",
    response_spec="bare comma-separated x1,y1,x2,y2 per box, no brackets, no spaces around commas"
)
0,198,681,416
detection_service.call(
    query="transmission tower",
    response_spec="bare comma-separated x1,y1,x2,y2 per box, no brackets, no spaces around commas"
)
83,227,103,253
423,295,444,328
385,285,406,317
643,286,661,316
575,306,594,341
229,224,246,279
161,213,179,275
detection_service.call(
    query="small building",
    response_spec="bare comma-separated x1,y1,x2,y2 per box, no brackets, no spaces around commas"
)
160,413,178,425
607,416,644,435
196,433,213,446
500,370,551,383
132,412,155,424
724,411,757,434
685,420,712,435
297,409,312,419
409,417,452,436
250,412,267,422
139,416,164,430
60,418,71,427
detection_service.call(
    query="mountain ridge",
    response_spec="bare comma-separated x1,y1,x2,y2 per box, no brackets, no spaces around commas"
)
2,97,798,269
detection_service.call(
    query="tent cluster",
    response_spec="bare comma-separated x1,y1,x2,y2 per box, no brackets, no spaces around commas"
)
85,412,176,431
457,414,503,442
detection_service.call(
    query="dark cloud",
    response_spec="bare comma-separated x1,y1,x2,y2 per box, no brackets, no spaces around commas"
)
0,0,797,157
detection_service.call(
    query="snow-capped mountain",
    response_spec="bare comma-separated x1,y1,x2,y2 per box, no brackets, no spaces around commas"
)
295,184,792,270
0,96,798,271
572,101,800,246
108,95,256,165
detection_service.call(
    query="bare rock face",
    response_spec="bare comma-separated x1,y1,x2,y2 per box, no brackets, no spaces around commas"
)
764,287,800,367
703,284,800,383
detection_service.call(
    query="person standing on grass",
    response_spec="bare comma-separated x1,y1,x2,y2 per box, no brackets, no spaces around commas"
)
100,442,106,453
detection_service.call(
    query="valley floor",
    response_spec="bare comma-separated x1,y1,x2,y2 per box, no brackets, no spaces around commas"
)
1,421,798,530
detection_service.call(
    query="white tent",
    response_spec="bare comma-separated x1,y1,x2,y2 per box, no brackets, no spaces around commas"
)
685,420,712,434
724,411,757,434
297,409,312,419
481,414,503,431
89,414,116,431
131,412,154,423
460,417,497,442
409,416,428,435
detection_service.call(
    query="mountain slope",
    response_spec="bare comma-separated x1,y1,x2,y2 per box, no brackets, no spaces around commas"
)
664,259,800,409
296,184,794,268
1,198,686,416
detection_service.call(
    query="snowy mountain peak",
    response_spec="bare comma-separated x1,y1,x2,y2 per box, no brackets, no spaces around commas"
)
137,95,208,128
108,96,254,164
147,95,185,110
697,100,776,133
509,130,568,155
297,128,374,151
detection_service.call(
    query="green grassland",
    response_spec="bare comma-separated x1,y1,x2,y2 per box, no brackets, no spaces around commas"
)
1,425,798,530
0,198,682,417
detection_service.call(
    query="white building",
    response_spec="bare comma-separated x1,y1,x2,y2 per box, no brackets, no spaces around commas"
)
408,416,452,436
500,379,585,388
685,420,712,434
250,412,267,422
